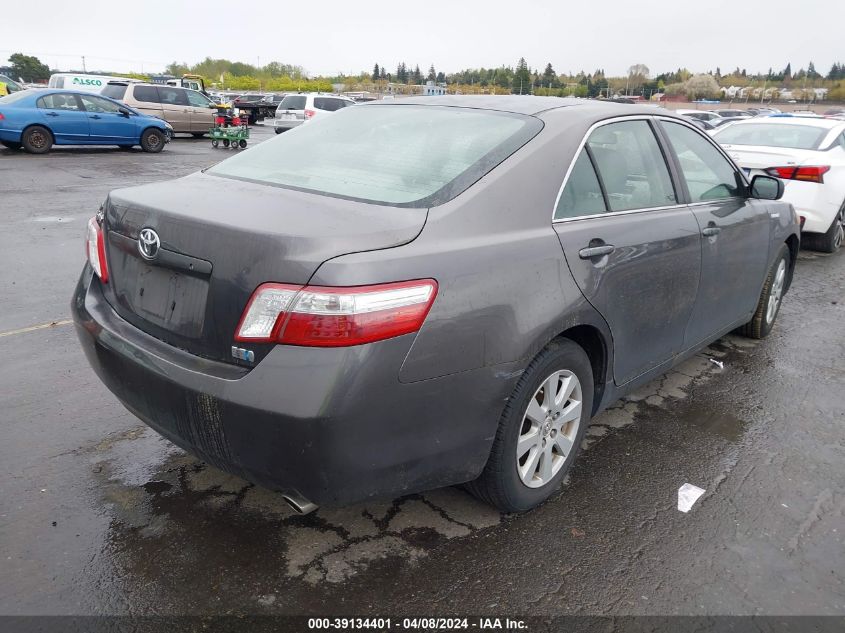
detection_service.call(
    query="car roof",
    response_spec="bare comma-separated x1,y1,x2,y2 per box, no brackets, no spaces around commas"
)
729,116,842,129
364,95,660,116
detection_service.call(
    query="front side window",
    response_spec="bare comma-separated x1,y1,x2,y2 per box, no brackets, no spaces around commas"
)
37,94,81,111
555,150,607,220
661,121,743,201
79,95,122,113
186,90,212,107
208,105,541,207
586,120,677,211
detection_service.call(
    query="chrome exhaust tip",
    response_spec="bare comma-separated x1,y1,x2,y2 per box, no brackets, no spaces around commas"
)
282,494,318,515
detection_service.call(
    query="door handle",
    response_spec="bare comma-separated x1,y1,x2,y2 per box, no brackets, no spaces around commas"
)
701,226,721,237
90,115,102,120
578,244,615,259
45,112,59,117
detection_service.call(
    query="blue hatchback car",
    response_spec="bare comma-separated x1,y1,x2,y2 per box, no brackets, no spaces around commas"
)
0,89,172,154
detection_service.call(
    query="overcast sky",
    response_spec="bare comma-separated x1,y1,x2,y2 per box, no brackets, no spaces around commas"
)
3,0,840,78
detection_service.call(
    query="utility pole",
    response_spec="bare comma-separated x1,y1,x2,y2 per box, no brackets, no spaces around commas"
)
82,56,87,72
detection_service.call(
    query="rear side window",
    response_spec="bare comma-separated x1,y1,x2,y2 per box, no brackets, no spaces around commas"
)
37,94,81,111
661,121,743,202
158,87,189,106
278,95,306,110
101,84,127,100
314,97,346,112
208,105,542,207
714,123,828,150
133,85,160,104
555,150,607,219
586,120,677,211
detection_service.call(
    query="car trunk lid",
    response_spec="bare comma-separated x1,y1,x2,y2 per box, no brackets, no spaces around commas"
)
100,172,427,366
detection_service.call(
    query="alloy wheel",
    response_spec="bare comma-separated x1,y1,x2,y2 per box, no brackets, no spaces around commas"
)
766,259,786,324
516,370,582,488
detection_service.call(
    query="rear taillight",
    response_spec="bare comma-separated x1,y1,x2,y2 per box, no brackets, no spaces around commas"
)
86,216,108,283
765,165,830,184
304,108,316,119
235,279,438,347
0,112,5,120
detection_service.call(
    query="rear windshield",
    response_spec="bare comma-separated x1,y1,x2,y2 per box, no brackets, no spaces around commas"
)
101,84,128,100
278,95,306,110
209,105,541,207
714,123,829,150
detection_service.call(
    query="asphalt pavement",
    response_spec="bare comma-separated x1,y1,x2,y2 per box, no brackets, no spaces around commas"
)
1,126,843,619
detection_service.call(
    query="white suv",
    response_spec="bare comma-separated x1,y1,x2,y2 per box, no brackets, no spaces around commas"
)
273,93,355,133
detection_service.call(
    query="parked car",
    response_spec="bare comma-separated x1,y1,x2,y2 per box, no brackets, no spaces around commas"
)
713,109,752,118
746,107,780,117
273,93,355,133
0,89,171,153
714,117,845,252
675,109,722,122
101,82,217,136
708,116,748,130
824,107,845,117
73,97,798,513
0,73,24,96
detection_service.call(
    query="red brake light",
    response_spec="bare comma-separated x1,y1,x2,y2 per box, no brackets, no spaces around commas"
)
85,216,108,283
0,112,5,120
304,108,316,119
235,280,438,347
764,165,830,184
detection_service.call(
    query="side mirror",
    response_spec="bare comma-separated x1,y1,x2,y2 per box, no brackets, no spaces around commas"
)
750,174,784,200
118,107,131,117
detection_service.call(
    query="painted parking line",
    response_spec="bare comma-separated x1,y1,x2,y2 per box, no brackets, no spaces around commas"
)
0,319,73,338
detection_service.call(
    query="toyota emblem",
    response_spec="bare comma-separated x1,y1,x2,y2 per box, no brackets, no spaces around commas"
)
138,228,160,260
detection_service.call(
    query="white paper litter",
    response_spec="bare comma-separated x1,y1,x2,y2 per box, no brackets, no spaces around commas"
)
678,483,706,513
709,358,724,369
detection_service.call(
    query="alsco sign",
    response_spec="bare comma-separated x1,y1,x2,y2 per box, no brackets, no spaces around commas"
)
72,77,103,86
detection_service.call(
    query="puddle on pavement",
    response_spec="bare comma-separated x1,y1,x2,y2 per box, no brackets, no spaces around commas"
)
684,408,748,441
80,335,753,601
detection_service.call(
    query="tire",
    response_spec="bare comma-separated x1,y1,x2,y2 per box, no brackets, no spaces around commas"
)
191,132,205,139
1,140,22,150
21,126,53,154
140,128,165,153
211,140,219,148
802,207,844,254
222,139,230,148
738,244,790,339
466,338,594,512
274,128,283,134
239,140,247,148
117,145,134,151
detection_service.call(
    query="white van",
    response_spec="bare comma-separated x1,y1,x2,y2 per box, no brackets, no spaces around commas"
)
48,73,140,93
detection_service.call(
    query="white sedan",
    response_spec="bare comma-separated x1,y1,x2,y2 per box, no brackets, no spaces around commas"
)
713,117,845,252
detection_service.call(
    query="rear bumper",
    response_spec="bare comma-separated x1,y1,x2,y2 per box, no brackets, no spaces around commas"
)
782,181,841,234
72,265,518,507
0,128,22,142
273,118,304,130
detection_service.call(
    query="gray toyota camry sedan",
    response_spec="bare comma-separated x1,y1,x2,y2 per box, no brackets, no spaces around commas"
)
73,96,800,513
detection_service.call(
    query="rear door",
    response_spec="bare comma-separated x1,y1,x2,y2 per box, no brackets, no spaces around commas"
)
553,118,702,385
156,86,191,132
78,94,137,142
128,84,164,121
657,118,771,346
36,93,90,142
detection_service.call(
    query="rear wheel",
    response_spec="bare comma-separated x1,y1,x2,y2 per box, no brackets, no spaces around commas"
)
802,207,844,253
274,128,283,134
1,140,22,150
738,244,790,339
222,139,230,148
239,140,247,148
466,339,593,512
191,132,205,139
22,126,52,154
140,128,165,153
211,139,219,148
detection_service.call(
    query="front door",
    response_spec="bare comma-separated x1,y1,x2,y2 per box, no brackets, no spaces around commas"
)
36,93,90,143
656,119,771,348
553,118,702,385
156,86,191,132
78,94,137,143
185,89,216,133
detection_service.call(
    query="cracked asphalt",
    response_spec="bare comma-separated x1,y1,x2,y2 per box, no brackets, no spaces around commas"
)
1,126,843,617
